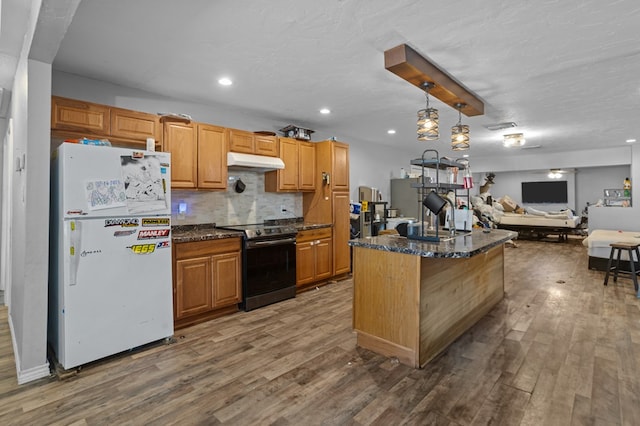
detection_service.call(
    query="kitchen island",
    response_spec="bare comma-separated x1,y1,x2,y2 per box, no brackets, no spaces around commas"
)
349,229,517,368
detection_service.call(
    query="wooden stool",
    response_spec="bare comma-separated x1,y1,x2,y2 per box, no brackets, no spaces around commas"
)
603,242,640,297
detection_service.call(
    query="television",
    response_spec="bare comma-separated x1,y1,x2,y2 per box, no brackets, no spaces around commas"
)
521,181,568,204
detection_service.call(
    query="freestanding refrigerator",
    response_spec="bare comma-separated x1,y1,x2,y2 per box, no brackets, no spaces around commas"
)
49,142,173,370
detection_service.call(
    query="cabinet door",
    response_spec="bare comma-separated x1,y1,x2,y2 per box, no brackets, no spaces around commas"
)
175,257,213,319
255,135,278,157
110,107,161,143
315,237,333,281
296,240,316,286
212,251,241,307
197,124,227,190
51,96,110,135
228,128,255,154
333,191,351,275
163,122,197,188
331,142,350,192
279,138,299,191
298,141,316,191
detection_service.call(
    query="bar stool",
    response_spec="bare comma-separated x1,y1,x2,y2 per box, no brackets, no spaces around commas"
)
603,242,640,297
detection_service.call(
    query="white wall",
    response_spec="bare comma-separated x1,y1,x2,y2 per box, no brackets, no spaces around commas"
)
588,144,640,232
8,56,52,383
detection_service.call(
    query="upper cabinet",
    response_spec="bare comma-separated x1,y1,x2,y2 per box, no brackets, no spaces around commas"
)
51,96,160,148
331,141,350,191
110,107,161,145
197,124,227,190
227,128,278,157
51,96,110,136
264,137,316,192
163,121,197,189
162,121,227,190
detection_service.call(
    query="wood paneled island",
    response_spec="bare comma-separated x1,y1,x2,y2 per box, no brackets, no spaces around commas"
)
349,229,517,368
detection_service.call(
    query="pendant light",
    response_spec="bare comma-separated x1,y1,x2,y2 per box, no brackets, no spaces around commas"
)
451,103,470,151
417,82,439,141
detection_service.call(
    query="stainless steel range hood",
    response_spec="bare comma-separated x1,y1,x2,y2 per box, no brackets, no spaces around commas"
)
227,152,285,172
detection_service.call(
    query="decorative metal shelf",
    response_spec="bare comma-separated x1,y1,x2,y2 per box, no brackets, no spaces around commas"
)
410,157,467,170
411,182,464,190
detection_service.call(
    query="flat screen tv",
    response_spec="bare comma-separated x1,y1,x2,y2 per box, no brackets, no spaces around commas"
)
521,181,568,204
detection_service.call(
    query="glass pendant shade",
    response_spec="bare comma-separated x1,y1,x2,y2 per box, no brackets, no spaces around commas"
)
451,124,470,151
451,103,469,151
417,108,439,140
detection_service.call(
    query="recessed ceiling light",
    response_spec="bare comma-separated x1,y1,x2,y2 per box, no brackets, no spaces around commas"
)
387,129,396,134
626,138,636,143
218,77,233,86
462,154,469,158
320,108,331,114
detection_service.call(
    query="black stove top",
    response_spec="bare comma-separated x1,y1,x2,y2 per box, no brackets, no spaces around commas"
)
219,223,298,240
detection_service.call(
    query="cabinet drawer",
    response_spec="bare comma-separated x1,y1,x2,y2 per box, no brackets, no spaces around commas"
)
175,238,241,260
297,227,332,242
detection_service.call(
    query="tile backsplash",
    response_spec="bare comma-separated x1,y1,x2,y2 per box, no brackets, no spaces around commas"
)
171,171,302,225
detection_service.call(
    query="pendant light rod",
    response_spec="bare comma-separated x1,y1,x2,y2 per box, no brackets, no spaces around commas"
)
385,44,484,117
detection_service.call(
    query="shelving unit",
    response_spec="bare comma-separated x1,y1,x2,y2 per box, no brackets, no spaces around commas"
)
408,149,468,241
603,188,632,207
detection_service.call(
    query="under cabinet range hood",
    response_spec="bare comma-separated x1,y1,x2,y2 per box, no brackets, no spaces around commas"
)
227,152,285,172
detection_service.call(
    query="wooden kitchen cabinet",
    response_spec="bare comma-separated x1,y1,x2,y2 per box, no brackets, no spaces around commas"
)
51,96,163,148
110,107,161,143
163,121,198,188
264,138,316,192
51,96,110,136
332,191,351,276
303,140,350,277
162,121,227,190
197,124,228,190
173,238,242,328
296,227,332,288
298,141,316,191
228,128,278,157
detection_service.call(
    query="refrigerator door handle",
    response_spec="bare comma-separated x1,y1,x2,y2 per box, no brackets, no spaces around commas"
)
69,220,80,286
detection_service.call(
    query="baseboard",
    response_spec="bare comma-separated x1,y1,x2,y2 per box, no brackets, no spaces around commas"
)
8,312,51,384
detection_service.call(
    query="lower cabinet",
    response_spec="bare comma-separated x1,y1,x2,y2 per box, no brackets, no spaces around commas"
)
173,237,241,328
296,227,332,288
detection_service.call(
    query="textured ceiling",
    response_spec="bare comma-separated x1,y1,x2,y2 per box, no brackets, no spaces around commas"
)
12,1,640,161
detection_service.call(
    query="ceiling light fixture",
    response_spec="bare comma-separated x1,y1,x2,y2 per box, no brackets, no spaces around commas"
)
218,77,233,86
485,122,517,131
626,138,636,143
503,133,526,147
320,108,331,114
548,170,563,179
387,129,396,134
451,103,470,151
417,82,439,141
384,44,484,116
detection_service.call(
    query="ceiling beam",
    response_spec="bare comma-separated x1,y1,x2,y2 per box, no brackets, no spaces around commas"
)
384,44,484,117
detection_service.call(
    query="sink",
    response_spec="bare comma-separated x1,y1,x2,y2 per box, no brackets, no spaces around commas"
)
408,226,471,242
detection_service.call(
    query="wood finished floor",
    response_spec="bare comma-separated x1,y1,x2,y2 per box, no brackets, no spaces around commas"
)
1,239,640,425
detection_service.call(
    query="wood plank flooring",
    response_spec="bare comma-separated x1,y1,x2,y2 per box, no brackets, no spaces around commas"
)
1,239,640,425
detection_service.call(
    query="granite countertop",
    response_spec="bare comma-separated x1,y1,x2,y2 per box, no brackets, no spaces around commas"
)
348,229,517,258
172,224,243,243
172,221,332,243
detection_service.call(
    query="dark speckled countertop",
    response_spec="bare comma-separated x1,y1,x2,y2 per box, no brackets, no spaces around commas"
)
172,221,331,244
348,229,517,258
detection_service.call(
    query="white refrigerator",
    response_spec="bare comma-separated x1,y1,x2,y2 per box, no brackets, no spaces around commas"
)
49,143,173,369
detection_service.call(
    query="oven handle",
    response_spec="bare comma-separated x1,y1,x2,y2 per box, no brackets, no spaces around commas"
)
246,237,297,248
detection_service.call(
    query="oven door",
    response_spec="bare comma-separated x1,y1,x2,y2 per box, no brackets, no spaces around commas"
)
243,235,296,310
